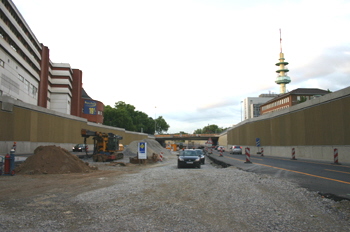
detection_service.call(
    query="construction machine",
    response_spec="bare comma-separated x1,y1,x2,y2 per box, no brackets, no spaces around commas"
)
81,129,124,162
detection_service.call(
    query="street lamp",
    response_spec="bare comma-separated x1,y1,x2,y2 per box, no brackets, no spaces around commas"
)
154,106,157,134
241,101,243,121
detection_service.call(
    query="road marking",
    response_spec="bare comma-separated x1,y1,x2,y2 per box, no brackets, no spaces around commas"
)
224,156,350,185
251,155,350,168
325,169,350,175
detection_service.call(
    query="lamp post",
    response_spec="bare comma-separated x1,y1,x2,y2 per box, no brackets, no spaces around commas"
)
154,106,157,134
241,101,243,121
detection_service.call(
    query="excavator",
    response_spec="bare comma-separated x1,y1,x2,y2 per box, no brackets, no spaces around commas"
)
81,129,124,162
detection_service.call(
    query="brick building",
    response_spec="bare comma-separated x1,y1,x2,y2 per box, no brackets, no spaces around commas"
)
260,88,330,115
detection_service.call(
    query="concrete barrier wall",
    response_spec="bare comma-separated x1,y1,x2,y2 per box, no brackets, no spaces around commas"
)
226,86,350,163
229,145,349,163
0,96,149,155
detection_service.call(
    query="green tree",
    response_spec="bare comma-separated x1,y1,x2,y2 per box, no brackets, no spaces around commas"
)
103,101,170,134
104,104,134,131
155,116,170,134
194,124,228,134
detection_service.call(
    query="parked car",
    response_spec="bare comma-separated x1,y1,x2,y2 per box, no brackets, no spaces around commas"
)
72,144,87,152
194,149,205,164
217,146,225,152
177,149,201,168
230,145,242,154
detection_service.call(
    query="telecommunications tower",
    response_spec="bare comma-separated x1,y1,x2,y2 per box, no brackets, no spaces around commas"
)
275,29,291,94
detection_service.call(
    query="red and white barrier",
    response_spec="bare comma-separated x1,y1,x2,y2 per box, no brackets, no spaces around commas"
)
333,148,340,164
291,148,297,160
245,147,251,163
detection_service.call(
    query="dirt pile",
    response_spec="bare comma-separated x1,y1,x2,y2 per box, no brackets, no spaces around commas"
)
15,145,97,175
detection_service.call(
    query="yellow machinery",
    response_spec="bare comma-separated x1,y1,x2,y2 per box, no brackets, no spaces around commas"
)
81,129,124,162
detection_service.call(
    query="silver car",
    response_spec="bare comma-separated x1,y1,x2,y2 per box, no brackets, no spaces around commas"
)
230,145,242,155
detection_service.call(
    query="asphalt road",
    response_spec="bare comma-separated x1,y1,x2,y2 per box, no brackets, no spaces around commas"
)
208,149,350,201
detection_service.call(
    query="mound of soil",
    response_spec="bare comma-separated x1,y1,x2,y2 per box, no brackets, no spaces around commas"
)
15,145,97,175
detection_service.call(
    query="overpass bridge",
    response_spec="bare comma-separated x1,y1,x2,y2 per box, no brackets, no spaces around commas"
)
155,134,219,147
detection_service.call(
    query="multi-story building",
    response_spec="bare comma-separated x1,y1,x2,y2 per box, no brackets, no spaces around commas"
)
0,0,103,123
260,88,330,115
242,94,278,120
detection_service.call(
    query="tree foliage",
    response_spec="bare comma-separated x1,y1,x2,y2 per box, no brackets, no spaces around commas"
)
103,101,169,134
193,124,228,134
155,116,170,134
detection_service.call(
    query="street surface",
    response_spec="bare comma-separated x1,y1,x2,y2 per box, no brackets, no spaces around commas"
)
209,149,350,200
10,149,350,200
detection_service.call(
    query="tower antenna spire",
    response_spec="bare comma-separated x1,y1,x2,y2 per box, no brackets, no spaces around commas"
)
275,28,290,94
279,28,282,53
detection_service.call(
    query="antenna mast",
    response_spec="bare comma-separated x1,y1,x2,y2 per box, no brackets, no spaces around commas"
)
279,28,282,53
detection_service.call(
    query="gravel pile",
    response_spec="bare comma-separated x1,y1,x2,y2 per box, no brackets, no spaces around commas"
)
123,138,172,158
0,155,349,231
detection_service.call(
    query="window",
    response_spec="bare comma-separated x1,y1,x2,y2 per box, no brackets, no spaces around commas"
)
18,74,24,82
30,84,37,98
24,79,29,92
0,59,4,67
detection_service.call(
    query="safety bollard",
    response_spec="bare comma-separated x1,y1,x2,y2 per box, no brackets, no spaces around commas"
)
333,148,341,165
261,147,264,157
245,147,252,163
291,148,297,160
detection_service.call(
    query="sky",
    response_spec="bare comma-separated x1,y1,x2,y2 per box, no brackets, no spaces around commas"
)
13,0,350,133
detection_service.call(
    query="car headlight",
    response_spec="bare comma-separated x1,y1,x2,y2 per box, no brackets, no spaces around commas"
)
195,157,200,161
72,147,74,149
179,157,184,161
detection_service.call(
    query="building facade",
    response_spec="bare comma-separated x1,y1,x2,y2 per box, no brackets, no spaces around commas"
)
242,94,278,120
260,88,330,115
0,0,103,123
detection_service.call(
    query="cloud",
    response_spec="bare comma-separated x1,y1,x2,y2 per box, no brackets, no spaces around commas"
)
291,45,350,90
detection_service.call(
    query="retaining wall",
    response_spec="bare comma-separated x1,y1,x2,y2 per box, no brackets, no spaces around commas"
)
0,95,150,155
225,86,350,163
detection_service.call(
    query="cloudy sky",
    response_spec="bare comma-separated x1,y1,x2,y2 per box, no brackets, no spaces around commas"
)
13,0,350,133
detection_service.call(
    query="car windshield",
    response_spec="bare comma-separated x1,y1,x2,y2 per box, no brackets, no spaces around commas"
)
181,150,198,156
195,150,203,155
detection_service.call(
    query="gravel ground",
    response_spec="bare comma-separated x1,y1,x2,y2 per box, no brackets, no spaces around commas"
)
0,154,349,231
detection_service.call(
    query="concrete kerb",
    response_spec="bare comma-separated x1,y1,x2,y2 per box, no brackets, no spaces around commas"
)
207,154,231,168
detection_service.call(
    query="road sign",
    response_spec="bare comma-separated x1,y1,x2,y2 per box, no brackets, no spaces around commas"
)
256,138,260,147
207,138,213,144
138,142,147,159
